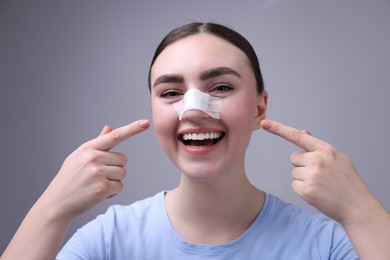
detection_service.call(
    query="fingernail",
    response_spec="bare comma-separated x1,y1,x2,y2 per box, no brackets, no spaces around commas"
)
99,125,111,136
261,120,272,130
138,119,150,129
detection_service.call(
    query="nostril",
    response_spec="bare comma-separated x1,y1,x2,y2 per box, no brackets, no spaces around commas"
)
181,109,210,121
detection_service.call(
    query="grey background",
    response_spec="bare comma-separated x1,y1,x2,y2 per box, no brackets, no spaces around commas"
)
1,0,389,253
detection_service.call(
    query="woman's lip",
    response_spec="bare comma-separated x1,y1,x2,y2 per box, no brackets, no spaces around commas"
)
179,135,223,155
177,130,225,142
177,132,225,156
177,127,225,155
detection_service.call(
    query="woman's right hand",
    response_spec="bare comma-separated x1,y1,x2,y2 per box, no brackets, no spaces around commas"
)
42,119,150,222
1,120,150,260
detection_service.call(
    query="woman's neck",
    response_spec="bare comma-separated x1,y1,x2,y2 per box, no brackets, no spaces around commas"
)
165,169,265,245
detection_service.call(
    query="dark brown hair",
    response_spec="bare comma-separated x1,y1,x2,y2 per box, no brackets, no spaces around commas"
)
148,22,264,94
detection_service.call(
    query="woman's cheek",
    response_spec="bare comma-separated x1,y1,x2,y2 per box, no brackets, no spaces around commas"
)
152,103,177,137
221,98,254,126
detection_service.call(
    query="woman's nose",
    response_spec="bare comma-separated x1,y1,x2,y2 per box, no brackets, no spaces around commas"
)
181,109,210,121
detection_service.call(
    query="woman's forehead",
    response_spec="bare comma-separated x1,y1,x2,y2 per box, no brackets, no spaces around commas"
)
151,34,250,77
160,33,244,57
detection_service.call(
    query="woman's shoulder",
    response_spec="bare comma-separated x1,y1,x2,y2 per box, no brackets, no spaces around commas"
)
262,193,343,234
252,193,357,259
263,193,351,242
265,193,322,221
57,191,168,258
104,191,165,221
67,191,166,242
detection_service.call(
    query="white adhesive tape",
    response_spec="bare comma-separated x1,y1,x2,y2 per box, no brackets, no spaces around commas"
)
173,88,223,120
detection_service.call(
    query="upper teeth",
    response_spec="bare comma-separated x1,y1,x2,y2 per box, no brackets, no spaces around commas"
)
182,132,221,141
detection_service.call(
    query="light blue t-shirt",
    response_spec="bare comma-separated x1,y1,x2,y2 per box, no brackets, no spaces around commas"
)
57,191,357,259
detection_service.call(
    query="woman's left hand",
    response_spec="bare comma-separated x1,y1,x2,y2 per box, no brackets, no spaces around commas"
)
261,119,390,259
260,119,377,225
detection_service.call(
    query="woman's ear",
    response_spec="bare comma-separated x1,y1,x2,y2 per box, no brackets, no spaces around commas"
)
252,90,268,130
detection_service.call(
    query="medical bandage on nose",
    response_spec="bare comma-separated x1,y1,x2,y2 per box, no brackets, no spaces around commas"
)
173,88,223,120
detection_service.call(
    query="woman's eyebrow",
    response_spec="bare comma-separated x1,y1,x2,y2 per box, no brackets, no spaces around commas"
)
200,67,241,81
152,67,240,88
152,74,184,88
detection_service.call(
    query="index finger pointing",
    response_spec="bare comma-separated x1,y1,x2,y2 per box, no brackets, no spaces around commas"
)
261,119,327,152
87,119,150,151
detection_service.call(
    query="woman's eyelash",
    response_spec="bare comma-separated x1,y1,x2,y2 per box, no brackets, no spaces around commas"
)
161,85,232,98
161,90,182,98
212,84,233,92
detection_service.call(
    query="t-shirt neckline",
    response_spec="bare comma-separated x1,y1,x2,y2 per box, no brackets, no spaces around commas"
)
157,190,271,255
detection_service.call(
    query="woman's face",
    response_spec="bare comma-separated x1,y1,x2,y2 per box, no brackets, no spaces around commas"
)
150,33,267,181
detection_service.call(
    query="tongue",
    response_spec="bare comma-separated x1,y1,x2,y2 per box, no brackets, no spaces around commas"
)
189,139,215,146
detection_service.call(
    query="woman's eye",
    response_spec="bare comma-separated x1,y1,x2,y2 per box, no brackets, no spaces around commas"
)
161,90,182,98
212,84,233,92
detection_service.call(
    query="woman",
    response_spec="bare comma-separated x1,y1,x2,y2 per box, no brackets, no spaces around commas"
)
2,22,389,259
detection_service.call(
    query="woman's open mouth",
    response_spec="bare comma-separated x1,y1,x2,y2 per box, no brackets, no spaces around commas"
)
179,132,225,147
